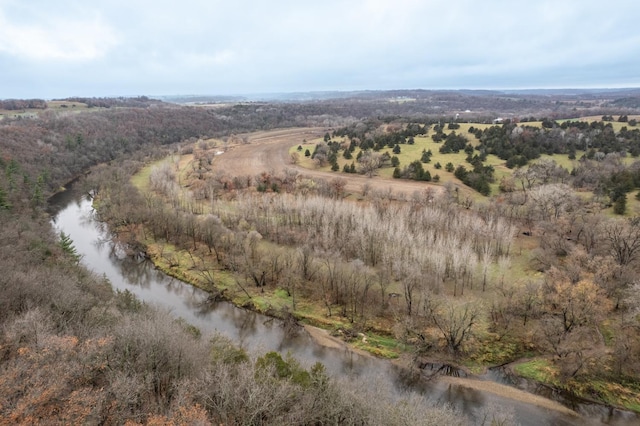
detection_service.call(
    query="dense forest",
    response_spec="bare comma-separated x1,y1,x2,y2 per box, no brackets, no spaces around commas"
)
2,91,640,424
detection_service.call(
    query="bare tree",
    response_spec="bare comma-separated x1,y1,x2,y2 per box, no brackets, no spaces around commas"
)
496,255,511,288
480,241,493,292
290,151,300,165
429,301,481,354
297,245,319,282
198,214,227,263
542,271,610,334
400,267,422,316
605,217,640,266
357,151,382,177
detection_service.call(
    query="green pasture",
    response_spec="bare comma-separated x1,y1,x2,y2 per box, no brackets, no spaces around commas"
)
291,127,503,193
291,122,640,208
131,161,155,192
563,115,640,133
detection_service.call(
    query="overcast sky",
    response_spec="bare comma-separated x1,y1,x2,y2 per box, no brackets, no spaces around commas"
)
1,0,639,99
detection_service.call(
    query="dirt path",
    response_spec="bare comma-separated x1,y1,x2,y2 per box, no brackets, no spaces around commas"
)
214,127,444,198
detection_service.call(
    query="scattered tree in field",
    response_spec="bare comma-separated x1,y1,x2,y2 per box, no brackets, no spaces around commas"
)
290,152,300,164
614,193,627,215
394,160,431,181
357,151,382,177
420,149,432,163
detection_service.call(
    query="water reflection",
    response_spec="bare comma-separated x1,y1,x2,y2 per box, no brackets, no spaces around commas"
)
51,191,629,426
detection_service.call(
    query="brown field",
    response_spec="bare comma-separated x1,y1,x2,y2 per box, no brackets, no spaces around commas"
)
215,127,446,197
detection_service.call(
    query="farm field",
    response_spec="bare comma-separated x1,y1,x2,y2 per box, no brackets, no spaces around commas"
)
205,127,448,199
0,100,90,119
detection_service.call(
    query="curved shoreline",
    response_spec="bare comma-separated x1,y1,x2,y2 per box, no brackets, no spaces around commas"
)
303,323,581,417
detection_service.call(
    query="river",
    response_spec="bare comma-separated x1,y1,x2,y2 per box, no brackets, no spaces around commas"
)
49,189,636,426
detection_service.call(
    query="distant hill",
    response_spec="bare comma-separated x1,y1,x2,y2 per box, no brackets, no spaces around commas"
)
609,96,640,108
159,88,640,104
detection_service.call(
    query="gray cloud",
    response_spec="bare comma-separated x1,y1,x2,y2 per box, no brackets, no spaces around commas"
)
1,0,639,98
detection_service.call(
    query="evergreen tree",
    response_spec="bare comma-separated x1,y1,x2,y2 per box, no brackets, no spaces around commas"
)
0,186,9,210
614,193,627,215
59,232,81,263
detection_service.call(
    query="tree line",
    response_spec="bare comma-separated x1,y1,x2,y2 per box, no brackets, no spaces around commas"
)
0,99,47,110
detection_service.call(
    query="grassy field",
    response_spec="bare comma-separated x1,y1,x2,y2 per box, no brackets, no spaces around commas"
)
0,100,90,119
291,122,640,213
0,109,40,119
564,115,640,133
130,160,156,193
293,126,537,200
514,359,640,412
